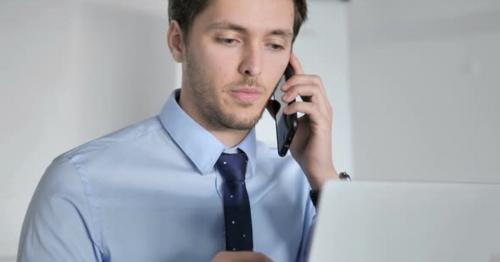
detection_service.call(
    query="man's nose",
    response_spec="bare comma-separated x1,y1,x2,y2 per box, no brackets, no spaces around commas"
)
238,43,262,78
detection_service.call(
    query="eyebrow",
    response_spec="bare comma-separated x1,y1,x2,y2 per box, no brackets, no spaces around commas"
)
206,21,294,40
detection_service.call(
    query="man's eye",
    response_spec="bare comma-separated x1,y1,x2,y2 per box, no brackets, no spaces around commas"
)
268,43,285,51
217,38,238,45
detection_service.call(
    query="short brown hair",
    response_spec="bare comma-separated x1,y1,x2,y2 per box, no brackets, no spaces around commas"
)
168,0,308,41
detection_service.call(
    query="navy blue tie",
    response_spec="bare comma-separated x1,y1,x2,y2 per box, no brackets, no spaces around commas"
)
216,150,253,251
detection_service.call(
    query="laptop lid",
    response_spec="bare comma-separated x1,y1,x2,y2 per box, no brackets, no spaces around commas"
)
308,181,500,262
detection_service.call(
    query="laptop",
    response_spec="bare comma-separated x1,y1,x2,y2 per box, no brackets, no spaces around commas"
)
308,181,500,262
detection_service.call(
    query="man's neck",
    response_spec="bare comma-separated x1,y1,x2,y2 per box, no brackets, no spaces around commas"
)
177,90,250,148
209,128,249,148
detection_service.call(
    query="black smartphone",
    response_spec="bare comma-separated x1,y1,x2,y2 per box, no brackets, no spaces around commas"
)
271,64,298,157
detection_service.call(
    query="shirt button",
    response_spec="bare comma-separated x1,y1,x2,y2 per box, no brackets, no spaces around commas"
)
230,194,234,198
242,234,246,238
232,220,236,225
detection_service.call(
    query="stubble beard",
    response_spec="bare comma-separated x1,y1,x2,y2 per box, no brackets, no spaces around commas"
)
184,52,266,131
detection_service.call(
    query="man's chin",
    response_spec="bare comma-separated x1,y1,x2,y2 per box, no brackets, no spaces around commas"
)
219,111,263,130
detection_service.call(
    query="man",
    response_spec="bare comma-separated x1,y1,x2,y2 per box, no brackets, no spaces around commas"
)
18,0,340,261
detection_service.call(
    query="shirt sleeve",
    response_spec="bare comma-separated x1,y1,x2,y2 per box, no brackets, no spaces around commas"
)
296,192,317,262
17,156,103,262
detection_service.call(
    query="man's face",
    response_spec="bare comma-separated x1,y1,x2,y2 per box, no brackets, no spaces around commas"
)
181,0,295,130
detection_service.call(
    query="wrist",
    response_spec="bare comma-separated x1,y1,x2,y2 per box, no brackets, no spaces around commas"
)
308,166,338,191
309,171,351,207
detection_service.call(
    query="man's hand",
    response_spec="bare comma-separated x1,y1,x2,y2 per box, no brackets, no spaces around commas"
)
280,53,338,190
212,251,273,262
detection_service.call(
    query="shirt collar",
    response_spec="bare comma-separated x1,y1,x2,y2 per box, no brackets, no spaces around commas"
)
158,89,257,176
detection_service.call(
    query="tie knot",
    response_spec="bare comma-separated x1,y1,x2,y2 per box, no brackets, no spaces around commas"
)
216,151,248,182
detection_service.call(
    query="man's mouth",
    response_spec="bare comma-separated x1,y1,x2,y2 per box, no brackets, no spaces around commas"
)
230,87,262,104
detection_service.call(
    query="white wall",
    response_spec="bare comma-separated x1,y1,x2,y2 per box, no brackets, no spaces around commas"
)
0,0,175,259
348,0,500,182
0,0,351,259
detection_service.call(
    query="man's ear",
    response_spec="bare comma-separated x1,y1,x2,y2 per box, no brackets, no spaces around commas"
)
167,20,186,63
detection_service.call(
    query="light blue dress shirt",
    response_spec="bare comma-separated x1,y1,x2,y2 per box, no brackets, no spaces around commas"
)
18,89,316,262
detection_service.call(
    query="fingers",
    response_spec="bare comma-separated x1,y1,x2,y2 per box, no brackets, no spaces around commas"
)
283,56,327,102
282,84,318,103
284,100,318,117
282,74,326,96
283,54,332,124
289,53,305,75
282,79,331,116
284,101,328,121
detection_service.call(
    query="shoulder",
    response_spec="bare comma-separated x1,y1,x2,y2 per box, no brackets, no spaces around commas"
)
36,117,161,192
57,116,168,168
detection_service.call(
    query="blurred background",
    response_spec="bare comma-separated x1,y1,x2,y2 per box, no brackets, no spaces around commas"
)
1,0,499,260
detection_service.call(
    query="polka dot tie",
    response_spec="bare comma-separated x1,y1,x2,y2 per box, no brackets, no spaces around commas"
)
216,150,253,251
